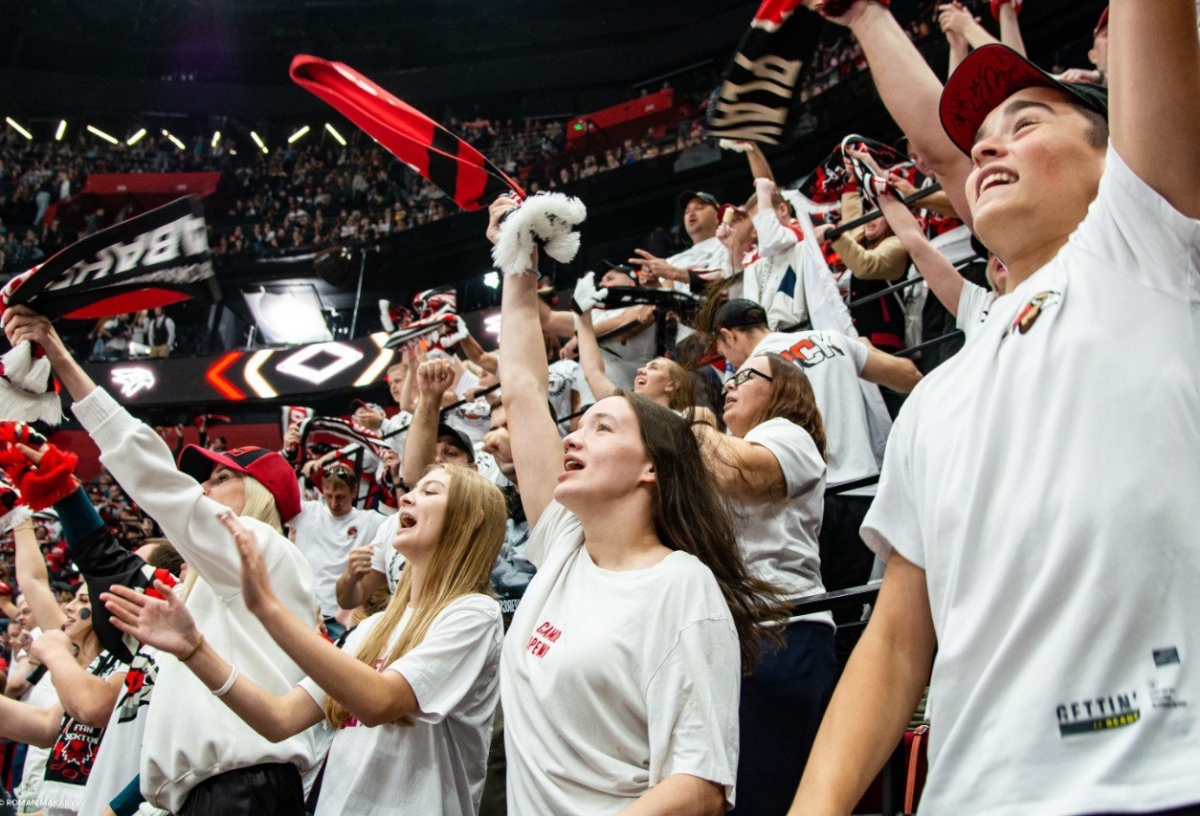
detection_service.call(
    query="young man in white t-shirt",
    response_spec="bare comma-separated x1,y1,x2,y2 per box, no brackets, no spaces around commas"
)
793,2,1200,814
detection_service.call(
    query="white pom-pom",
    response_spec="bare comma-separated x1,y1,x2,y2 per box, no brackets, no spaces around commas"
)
491,192,587,276
0,342,62,426
378,300,395,333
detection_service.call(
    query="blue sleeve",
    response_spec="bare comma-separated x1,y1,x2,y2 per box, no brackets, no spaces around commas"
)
110,773,145,816
55,485,105,543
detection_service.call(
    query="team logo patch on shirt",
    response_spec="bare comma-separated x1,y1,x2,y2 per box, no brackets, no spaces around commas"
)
1008,291,1061,337
1056,689,1140,736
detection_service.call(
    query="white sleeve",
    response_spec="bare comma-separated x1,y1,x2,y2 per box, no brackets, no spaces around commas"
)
745,418,826,501
388,597,501,724
369,515,400,575
860,409,924,567
523,500,581,568
831,331,868,374
1072,146,1200,295
73,388,311,600
955,282,991,332
645,618,741,807
752,210,800,258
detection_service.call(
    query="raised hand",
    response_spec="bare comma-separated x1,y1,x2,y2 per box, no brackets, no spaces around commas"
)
103,580,202,659
344,545,375,582
571,272,609,314
28,628,72,663
416,359,456,399
439,316,469,350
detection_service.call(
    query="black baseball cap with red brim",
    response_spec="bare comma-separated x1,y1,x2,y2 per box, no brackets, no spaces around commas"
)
178,444,302,524
939,44,1109,156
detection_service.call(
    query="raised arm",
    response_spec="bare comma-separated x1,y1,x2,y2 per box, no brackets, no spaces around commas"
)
1110,0,1200,218
0,694,64,749
103,582,325,743
457,326,499,376
574,310,617,403
492,198,565,529
995,3,1027,55
401,359,455,487
811,0,974,222
13,519,66,632
789,552,935,814
692,424,787,503
29,630,124,728
877,193,965,315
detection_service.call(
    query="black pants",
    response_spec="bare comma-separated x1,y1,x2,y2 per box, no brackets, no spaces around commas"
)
818,494,875,596
730,622,837,816
180,762,305,816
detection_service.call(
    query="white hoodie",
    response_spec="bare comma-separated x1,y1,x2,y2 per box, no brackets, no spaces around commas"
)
73,388,319,813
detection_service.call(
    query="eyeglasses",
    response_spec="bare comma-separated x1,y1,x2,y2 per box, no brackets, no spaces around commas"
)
730,368,773,388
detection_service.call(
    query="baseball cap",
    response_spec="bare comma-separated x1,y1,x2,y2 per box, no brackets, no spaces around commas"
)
350,398,384,414
678,191,720,210
714,299,769,331
436,423,476,463
1095,6,1109,35
940,44,1109,155
178,445,302,523
601,259,637,277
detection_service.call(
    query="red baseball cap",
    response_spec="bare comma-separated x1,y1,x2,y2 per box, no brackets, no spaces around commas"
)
1095,6,1109,35
939,44,1109,155
178,444,302,524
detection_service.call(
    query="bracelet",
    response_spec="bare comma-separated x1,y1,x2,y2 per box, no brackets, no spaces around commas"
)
178,634,205,663
212,665,239,698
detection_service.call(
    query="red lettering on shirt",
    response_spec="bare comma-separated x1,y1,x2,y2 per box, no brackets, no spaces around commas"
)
527,619,562,659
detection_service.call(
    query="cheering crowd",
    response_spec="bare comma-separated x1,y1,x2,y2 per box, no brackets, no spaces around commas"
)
0,0,1195,814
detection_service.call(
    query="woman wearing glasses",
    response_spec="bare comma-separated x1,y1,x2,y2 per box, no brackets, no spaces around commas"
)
692,353,834,815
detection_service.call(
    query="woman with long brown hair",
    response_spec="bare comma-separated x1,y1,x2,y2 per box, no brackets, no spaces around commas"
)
490,195,784,814
103,463,507,816
692,352,834,815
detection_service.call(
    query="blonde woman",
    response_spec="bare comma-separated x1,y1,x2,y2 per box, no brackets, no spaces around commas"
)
104,464,507,816
2,305,318,815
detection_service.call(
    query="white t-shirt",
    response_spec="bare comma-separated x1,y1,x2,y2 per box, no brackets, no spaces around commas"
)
291,502,384,617
300,595,503,816
378,410,412,457
15,671,58,811
751,330,879,495
955,280,996,342
502,502,740,814
547,358,590,434
735,419,831,622
591,307,656,391
862,147,1200,815
667,235,729,293
369,513,405,593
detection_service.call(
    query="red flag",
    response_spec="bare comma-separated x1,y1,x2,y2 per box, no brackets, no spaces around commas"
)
290,55,524,211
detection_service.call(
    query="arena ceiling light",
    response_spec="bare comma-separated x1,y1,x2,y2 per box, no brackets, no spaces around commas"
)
250,130,268,154
324,123,346,146
243,284,332,345
54,120,67,141
211,131,221,148
484,313,501,335
483,271,500,289
287,125,310,144
160,129,186,150
86,125,119,145
5,118,32,140
127,128,147,146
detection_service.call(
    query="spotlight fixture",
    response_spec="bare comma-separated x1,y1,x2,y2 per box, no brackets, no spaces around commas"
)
54,120,67,141
127,128,147,146
5,118,32,140
250,130,268,154
324,123,346,146
160,129,186,150
287,125,310,144
211,131,221,148
86,125,119,145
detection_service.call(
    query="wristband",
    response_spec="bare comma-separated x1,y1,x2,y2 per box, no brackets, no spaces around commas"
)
212,665,239,697
178,633,205,663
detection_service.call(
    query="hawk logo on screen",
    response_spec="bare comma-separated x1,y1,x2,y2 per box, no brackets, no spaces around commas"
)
110,367,157,397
